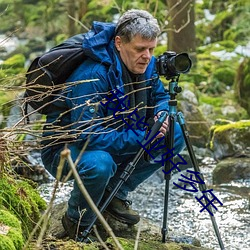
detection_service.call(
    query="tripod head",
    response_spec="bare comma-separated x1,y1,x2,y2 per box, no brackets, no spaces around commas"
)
168,76,182,100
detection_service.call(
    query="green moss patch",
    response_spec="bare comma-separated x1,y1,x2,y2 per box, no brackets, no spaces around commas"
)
0,209,23,250
0,174,47,239
209,120,250,152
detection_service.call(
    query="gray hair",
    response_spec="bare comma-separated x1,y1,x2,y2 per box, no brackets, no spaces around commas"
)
115,9,160,43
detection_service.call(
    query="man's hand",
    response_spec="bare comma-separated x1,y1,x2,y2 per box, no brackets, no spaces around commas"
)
154,111,169,139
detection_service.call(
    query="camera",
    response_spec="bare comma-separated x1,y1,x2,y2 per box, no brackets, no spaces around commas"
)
156,51,192,79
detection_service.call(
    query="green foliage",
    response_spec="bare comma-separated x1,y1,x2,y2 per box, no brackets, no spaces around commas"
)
0,54,26,85
199,95,224,107
199,91,248,121
154,44,167,57
196,0,250,47
192,40,241,95
234,57,250,115
213,67,235,86
0,175,47,239
209,10,234,42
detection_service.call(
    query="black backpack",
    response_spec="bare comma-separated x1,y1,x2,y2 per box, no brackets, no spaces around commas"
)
24,34,87,115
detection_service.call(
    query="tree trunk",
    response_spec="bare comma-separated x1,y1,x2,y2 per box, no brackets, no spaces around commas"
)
167,0,196,63
67,0,76,36
78,0,88,20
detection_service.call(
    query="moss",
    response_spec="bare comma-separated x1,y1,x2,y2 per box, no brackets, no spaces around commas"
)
106,237,207,250
7,228,24,249
0,235,16,250
1,54,25,69
0,209,21,229
209,120,250,150
0,54,26,86
213,67,235,86
199,90,248,121
0,174,47,239
199,95,224,107
0,209,24,249
213,120,250,133
217,40,237,51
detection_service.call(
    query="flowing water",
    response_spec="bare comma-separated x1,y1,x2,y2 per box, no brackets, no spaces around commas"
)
38,156,250,250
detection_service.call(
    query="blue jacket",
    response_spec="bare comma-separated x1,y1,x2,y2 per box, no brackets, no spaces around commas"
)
44,21,170,156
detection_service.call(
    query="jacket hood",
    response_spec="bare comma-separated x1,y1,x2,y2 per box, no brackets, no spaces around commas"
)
82,21,116,65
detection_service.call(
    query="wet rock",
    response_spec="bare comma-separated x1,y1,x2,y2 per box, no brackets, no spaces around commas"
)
213,157,250,184
209,119,250,160
179,100,211,148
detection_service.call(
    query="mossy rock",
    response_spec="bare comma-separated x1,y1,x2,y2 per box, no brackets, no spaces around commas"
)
106,237,210,250
0,174,47,239
209,120,250,160
0,209,24,250
28,237,211,250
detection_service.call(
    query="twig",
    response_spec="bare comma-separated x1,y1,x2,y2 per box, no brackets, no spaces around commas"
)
93,225,110,250
134,220,142,250
68,14,89,31
61,148,124,250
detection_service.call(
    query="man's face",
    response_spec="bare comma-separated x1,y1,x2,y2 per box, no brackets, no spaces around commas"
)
115,35,157,74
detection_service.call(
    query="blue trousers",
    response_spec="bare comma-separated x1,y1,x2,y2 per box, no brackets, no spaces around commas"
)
41,122,185,226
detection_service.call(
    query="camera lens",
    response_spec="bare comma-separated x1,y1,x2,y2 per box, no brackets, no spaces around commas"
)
174,53,192,73
156,51,192,79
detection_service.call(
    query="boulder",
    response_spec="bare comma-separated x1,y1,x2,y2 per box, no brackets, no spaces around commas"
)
42,201,212,250
213,157,250,184
179,100,211,148
209,120,250,160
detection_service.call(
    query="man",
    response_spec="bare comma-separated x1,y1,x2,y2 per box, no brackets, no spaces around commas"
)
41,9,185,241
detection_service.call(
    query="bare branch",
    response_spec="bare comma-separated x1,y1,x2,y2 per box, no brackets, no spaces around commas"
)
62,148,124,250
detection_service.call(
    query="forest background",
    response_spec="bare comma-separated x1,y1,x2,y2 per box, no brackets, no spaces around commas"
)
0,0,250,124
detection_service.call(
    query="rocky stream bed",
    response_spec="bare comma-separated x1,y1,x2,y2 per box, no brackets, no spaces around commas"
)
38,154,250,250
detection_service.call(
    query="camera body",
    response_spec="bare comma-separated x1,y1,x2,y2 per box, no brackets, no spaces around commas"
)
156,51,192,79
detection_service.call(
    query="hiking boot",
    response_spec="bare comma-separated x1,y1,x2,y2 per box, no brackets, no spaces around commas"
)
61,213,97,243
105,195,140,225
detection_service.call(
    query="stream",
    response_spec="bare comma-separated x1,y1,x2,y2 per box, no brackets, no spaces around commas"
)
38,155,250,250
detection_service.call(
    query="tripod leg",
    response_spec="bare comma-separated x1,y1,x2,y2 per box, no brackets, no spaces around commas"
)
161,114,175,243
177,112,225,250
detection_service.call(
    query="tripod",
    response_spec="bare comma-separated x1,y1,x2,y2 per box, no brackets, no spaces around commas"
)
161,77,225,249
82,77,225,249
